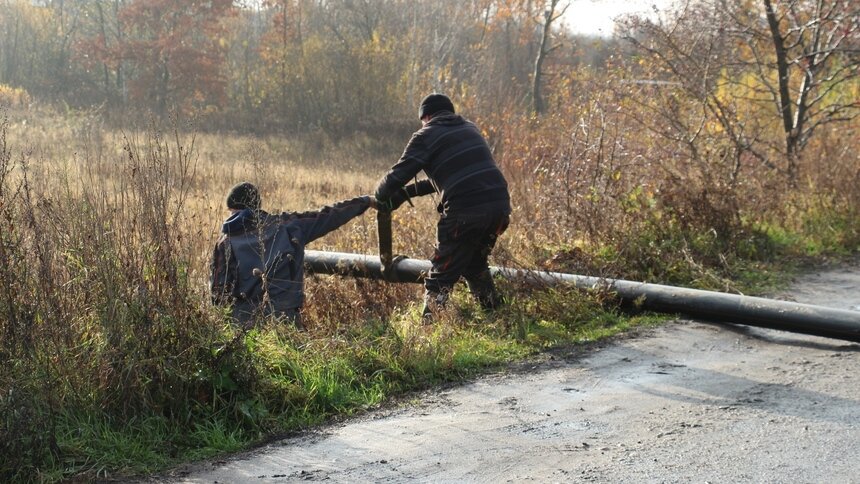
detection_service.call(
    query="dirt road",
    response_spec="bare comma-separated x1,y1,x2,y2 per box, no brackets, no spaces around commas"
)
162,264,860,483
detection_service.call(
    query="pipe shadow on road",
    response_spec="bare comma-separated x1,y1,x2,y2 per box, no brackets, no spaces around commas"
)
700,321,860,352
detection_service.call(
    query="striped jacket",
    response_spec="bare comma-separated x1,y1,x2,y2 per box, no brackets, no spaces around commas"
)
375,112,510,215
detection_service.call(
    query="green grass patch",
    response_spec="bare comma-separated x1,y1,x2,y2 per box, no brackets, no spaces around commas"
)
54,414,180,480
28,286,663,482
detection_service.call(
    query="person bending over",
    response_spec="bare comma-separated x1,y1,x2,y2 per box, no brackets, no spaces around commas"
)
374,93,511,319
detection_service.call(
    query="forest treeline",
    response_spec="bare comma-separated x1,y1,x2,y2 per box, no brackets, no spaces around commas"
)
0,0,855,172
0,0,622,134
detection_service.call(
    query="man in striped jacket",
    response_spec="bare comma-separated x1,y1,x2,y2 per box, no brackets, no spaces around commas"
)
375,93,511,319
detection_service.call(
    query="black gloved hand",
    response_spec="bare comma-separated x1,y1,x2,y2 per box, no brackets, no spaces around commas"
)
376,188,412,212
374,196,394,212
388,188,410,210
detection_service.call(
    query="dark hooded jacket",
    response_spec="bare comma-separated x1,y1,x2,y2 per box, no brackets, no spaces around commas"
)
374,112,510,215
210,196,370,323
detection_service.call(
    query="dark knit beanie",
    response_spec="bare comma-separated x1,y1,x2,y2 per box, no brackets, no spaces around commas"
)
226,182,261,211
418,93,455,120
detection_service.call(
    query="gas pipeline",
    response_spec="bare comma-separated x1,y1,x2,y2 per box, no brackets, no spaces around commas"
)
303,209,860,343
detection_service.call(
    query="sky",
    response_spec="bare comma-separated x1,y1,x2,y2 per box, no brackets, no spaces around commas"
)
561,0,675,37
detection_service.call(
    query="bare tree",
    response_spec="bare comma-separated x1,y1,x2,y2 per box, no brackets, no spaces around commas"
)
623,0,860,185
532,0,567,114
761,0,860,183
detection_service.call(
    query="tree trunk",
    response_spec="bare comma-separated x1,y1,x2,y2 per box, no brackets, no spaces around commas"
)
157,58,169,117
762,0,798,183
4,12,21,84
97,2,112,103
280,1,288,122
115,0,125,105
532,0,559,115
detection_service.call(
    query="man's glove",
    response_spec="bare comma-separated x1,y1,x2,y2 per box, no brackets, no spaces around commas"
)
367,195,382,211
376,188,413,212
374,196,394,212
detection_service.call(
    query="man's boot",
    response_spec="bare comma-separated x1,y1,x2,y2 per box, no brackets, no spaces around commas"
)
466,270,503,311
422,287,451,323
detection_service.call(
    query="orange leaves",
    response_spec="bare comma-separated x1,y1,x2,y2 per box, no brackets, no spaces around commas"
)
0,84,30,108
109,0,235,116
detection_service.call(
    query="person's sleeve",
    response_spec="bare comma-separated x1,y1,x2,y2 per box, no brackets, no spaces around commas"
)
287,195,372,244
375,132,427,200
210,236,235,306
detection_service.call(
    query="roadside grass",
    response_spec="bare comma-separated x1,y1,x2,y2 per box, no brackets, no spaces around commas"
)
46,288,668,481
52,415,177,480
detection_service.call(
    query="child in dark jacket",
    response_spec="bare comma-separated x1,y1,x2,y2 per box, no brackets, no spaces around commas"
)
211,182,376,327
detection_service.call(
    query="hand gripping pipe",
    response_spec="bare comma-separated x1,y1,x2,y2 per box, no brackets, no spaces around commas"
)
304,250,860,343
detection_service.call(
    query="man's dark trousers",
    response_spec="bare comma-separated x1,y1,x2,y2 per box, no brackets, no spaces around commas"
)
424,207,510,314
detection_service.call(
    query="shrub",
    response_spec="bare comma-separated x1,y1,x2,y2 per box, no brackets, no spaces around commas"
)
0,85,31,108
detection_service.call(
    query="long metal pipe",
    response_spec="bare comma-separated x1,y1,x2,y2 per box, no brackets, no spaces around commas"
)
305,250,860,343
